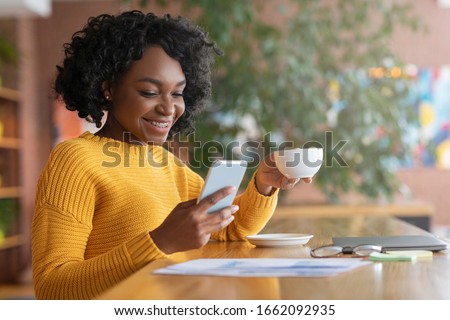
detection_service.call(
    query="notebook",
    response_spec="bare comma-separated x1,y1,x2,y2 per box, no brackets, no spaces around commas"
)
332,235,449,252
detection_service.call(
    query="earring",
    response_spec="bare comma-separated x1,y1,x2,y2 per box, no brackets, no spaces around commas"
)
105,95,110,100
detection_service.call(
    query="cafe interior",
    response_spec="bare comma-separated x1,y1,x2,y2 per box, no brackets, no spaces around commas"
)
0,0,450,300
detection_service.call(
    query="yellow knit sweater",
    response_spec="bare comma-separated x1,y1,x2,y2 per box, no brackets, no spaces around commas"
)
32,131,278,299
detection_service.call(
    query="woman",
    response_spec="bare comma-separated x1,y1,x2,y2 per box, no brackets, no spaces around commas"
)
32,11,310,299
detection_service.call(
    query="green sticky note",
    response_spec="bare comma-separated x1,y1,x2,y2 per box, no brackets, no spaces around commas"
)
369,252,417,262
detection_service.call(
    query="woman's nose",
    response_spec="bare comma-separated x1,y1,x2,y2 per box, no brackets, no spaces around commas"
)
156,96,175,116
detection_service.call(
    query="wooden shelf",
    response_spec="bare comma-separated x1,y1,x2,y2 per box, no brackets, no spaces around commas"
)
0,187,21,199
0,235,23,250
0,87,19,102
0,137,21,149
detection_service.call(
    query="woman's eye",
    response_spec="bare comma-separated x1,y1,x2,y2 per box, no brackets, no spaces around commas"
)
140,91,157,97
173,92,184,97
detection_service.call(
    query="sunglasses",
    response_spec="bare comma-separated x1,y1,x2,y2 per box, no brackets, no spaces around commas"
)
311,244,384,258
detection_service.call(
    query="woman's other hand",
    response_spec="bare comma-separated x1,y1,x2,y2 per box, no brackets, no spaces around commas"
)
254,153,312,196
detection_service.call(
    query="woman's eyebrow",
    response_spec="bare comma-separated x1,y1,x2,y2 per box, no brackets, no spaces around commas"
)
136,77,186,86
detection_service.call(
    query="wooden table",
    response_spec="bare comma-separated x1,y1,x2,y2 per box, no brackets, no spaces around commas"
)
98,216,450,300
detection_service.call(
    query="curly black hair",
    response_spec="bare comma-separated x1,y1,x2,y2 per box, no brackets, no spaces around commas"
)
55,10,222,138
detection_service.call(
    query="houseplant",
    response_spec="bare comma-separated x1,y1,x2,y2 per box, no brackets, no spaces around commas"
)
0,199,17,243
0,33,16,87
121,0,424,203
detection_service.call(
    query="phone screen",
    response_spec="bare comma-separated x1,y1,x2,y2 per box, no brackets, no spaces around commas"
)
197,160,247,213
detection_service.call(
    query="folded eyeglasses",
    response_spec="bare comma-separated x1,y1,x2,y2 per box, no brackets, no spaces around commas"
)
311,244,384,258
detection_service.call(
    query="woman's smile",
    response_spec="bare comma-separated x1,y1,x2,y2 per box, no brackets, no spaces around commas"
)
143,119,170,129
141,117,172,134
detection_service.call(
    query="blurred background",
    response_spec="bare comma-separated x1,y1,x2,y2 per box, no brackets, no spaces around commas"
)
1,0,450,298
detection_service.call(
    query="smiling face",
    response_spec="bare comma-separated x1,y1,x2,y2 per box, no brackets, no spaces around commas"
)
98,45,186,145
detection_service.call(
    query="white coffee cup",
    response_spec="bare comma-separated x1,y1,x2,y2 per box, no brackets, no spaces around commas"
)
274,147,323,178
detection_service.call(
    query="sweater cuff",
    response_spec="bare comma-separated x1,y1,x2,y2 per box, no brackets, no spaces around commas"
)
126,232,167,270
248,172,279,208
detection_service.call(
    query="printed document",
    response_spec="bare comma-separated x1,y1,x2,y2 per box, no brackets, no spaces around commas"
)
153,258,372,277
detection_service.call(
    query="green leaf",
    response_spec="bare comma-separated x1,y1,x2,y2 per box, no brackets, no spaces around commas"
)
0,34,17,65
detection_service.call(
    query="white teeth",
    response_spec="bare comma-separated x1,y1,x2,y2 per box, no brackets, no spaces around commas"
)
149,120,169,128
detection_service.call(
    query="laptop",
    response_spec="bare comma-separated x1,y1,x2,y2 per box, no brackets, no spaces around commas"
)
332,235,449,252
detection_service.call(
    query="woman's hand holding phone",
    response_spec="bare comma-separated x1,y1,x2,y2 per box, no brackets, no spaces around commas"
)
150,186,239,254
150,160,246,254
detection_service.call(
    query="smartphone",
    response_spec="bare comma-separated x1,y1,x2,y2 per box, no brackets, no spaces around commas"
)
197,160,248,214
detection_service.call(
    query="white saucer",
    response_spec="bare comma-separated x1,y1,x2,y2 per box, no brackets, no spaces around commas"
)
246,233,314,247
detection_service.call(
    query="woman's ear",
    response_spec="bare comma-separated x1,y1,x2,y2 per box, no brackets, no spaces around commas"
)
102,81,112,101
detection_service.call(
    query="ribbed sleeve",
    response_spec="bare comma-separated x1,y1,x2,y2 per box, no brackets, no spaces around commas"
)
32,205,155,299
212,172,279,241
